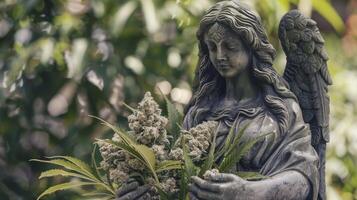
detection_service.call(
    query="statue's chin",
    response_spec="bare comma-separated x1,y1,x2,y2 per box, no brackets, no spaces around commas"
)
219,70,240,78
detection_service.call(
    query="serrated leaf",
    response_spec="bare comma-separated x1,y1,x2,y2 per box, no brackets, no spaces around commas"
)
47,156,97,181
133,144,157,176
178,161,189,200
36,182,97,200
225,123,250,157
31,158,114,194
101,139,159,183
82,191,113,197
92,116,159,182
82,191,115,200
160,92,183,148
219,132,273,172
39,169,92,181
85,197,114,200
91,143,103,183
155,160,183,172
214,120,238,160
182,136,199,177
99,139,142,167
90,115,135,146
155,183,170,200
31,159,93,180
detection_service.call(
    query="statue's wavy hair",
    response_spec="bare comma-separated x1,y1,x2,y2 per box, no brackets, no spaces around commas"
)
184,1,296,134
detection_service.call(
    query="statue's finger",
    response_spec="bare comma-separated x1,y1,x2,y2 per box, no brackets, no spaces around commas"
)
189,192,202,200
117,185,150,200
189,183,201,196
117,181,139,197
126,178,138,184
209,173,235,183
136,192,151,200
189,183,220,200
191,176,221,193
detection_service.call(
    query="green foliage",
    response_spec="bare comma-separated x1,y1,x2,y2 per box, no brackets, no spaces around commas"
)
36,182,103,200
161,92,184,148
311,0,345,33
217,122,273,176
181,136,200,179
155,160,183,173
31,156,115,200
92,117,160,182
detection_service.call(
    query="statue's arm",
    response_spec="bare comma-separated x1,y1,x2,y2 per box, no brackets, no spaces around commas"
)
189,170,311,200
245,170,310,200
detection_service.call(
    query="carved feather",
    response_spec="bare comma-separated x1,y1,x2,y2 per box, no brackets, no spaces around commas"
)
279,10,332,200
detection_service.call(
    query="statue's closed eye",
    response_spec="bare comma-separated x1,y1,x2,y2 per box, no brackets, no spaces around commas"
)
226,44,239,51
207,42,217,51
223,41,241,51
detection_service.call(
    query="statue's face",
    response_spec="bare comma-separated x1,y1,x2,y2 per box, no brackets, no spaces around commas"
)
204,23,251,78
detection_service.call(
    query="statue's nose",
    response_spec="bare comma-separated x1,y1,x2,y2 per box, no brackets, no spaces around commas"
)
216,47,227,61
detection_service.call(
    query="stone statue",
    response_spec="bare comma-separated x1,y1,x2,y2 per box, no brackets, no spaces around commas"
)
116,1,331,200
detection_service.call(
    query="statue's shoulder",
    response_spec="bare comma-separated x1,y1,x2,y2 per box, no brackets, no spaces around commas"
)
282,97,304,121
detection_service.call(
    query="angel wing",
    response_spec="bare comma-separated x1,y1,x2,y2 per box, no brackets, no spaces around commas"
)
278,10,332,200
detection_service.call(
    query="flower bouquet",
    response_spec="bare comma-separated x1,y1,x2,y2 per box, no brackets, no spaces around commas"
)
32,92,269,200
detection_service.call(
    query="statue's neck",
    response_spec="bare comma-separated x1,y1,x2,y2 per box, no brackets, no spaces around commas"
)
225,68,258,102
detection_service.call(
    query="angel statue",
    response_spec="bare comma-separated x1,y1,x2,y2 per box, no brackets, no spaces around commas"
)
115,1,331,200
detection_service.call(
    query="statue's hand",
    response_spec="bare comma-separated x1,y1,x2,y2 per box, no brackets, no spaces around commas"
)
189,173,251,200
116,179,151,200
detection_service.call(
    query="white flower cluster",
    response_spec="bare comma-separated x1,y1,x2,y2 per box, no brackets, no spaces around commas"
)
98,92,173,192
146,176,179,199
128,92,169,146
98,140,145,185
98,92,218,198
203,168,220,180
171,121,218,162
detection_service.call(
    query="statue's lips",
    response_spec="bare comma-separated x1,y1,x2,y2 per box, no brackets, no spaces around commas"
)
218,64,230,70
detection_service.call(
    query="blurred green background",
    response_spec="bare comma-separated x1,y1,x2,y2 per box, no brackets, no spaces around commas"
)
0,0,356,199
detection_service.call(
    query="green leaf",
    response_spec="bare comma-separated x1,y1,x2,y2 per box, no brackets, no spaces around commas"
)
100,139,159,183
311,0,344,33
31,158,114,194
214,120,238,159
36,182,97,200
91,144,103,182
82,191,113,197
155,160,183,172
92,116,159,182
219,131,273,172
82,191,115,200
133,144,157,178
182,136,199,178
225,123,251,158
31,159,94,180
39,169,92,181
90,115,134,146
236,171,269,181
85,197,114,200
122,102,137,113
155,184,170,200
160,91,183,148
47,156,97,181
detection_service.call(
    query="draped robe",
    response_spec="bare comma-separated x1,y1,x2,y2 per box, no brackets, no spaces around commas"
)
183,95,320,200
